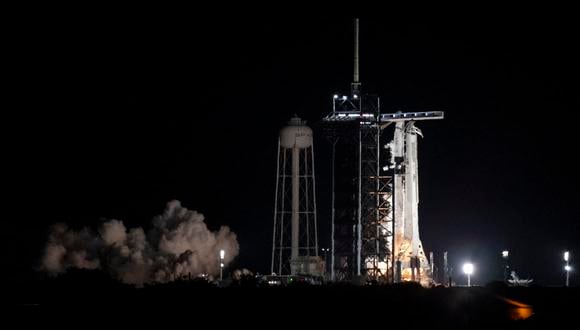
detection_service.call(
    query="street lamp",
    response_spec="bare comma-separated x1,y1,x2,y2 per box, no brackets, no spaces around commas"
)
321,248,329,277
219,249,225,281
502,250,509,283
564,251,571,287
463,263,474,287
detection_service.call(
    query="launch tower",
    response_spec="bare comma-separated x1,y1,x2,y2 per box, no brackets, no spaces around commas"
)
323,19,443,285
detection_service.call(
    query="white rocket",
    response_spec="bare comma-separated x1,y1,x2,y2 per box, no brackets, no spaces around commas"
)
392,121,432,285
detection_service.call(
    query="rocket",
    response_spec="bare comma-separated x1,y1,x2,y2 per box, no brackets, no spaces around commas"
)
392,121,432,285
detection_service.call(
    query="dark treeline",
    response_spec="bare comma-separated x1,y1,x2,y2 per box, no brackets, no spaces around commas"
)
13,269,577,327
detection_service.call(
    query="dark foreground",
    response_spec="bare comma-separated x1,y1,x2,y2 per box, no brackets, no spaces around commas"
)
11,272,577,328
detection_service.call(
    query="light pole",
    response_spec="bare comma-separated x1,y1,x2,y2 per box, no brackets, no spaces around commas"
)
564,251,571,287
219,249,225,282
463,263,474,287
502,250,509,283
321,248,329,277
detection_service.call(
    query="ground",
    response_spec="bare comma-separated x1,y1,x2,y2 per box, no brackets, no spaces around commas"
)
12,270,577,327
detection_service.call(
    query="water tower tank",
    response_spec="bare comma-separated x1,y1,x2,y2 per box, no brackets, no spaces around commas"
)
280,116,313,149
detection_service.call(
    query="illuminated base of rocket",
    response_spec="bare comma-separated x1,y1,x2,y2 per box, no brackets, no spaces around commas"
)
395,237,432,286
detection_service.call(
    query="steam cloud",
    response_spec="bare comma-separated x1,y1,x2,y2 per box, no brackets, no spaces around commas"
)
40,200,239,286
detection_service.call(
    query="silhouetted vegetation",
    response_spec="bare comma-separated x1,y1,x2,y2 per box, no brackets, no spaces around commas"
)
13,269,577,327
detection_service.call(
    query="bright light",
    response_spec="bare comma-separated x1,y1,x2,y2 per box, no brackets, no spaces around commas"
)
220,263,224,268
353,94,358,99
565,265,572,272
564,251,570,262
463,263,474,275
220,249,225,260
333,94,339,99
342,95,347,101
502,250,509,258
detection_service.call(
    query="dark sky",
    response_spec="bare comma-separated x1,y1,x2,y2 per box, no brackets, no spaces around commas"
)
8,13,580,286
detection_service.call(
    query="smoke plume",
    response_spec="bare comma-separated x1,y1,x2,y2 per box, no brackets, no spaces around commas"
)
40,200,239,286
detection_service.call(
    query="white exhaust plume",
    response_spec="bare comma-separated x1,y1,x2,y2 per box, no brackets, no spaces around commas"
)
40,200,239,286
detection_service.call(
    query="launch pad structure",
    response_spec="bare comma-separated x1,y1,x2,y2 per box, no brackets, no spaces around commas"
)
270,19,444,285
323,19,444,285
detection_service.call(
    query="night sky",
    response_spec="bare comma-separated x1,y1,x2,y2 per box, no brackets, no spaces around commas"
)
8,13,579,286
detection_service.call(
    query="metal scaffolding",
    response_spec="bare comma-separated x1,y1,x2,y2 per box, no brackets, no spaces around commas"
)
323,93,393,282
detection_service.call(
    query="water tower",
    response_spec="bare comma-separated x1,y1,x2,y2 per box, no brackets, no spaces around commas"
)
271,116,323,276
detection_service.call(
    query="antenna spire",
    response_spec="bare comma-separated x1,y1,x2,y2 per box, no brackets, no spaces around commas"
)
352,18,361,95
